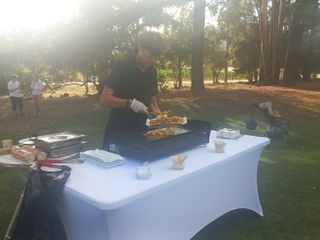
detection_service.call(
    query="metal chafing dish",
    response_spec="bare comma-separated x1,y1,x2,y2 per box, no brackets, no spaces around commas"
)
109,120,211,162
34,131,86,157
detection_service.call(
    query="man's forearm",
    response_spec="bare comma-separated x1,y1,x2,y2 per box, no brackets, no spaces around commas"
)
150,96,160,114
100,87,129,108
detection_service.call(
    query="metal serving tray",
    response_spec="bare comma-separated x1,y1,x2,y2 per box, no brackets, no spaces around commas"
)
34,131,86,150
109,120,211,162
37,142,86,158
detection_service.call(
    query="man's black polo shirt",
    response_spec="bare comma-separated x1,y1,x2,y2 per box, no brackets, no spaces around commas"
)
105,57,158,133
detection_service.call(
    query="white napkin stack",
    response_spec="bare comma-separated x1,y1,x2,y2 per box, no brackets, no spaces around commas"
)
80,149,125,168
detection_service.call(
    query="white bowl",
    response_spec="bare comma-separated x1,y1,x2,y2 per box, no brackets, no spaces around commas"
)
136,166,152,179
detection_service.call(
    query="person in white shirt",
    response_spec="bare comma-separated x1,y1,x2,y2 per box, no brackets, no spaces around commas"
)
31,77,45,116
7,74,24,116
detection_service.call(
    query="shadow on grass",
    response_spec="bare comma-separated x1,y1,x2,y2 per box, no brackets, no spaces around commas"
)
192,209,263,240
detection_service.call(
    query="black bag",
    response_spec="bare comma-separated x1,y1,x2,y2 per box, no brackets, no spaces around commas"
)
246,118,257,130
246,106,258,130
10,164,71,240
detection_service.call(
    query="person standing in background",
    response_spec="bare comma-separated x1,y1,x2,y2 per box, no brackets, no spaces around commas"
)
7,74,24,116
31,77,45,116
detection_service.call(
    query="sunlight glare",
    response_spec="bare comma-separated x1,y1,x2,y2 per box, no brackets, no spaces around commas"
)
0,0,80,31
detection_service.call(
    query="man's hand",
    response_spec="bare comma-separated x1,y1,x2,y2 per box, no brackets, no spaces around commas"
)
130,98,148,114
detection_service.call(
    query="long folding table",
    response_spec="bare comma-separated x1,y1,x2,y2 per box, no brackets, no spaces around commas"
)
57,131,270,240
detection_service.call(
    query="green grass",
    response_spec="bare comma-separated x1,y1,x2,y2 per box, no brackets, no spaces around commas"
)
1,86,320,239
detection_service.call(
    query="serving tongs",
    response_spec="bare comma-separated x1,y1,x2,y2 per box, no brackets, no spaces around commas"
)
147,111,158,119
147,112,165,130
148,110,172,119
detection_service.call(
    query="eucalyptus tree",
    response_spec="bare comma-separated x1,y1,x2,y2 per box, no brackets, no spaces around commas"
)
226,0,260,82
191,0,206,92
231,22,260,82
163,5,193,89
49,0,189,93
47,0,209,94
283,0,320,84
49,0,119,94
0,34,15,91
214,0,318,85
210,0,251,83
0,30,52,92
204,25,225,83
210,0,284,84
119,0,205,92
254,0,286,84
115,0,208,93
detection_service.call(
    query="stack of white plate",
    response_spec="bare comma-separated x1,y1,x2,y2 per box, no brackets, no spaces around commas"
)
80,149,125,168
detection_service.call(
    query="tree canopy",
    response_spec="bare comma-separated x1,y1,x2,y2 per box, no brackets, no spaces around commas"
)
0,0,319,93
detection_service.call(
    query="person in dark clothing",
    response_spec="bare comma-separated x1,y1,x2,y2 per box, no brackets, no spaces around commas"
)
100,31,168,151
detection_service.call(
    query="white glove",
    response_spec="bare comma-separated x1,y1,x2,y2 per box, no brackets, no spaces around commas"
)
130,98,148,114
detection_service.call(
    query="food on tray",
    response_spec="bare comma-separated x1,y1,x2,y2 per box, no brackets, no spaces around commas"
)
10,146,47,162
157,110,172,117
11,146,36,163
36,151,47,161
21,146,38,155
149,115,185,126
0,148,11,155
144,128,175,137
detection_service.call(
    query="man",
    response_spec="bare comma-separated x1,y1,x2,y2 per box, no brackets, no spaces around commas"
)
8,74,24,116
100,31,167,151
31,77,45,116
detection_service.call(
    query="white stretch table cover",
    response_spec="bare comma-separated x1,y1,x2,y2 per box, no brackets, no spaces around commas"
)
58,131,270,240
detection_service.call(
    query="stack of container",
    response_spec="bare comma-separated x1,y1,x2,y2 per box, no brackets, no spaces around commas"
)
34,131,86,159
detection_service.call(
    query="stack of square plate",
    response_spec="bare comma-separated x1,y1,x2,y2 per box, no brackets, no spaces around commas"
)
80,149,125,168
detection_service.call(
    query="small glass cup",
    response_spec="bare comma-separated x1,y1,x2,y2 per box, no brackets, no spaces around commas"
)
2,139,13,150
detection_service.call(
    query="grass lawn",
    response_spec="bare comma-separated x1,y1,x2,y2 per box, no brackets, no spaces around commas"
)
1,82,320,239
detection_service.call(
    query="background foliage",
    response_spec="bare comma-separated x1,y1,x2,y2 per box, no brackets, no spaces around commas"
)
0,0,319,93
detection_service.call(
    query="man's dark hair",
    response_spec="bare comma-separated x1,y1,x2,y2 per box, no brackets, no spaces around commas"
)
137,31,168,55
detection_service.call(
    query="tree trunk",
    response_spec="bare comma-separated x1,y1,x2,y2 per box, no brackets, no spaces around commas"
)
212,68,215,84
283,0,302,85
270,0,285,83
224,32,229,84
178,64,183,88
254,69,258,82
191,0,206,92
247,72,253,83
300,0,318,82
215,72,219,83
97,60,107,95
283,49,301,85
258,0,285,85
259,0,271,84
